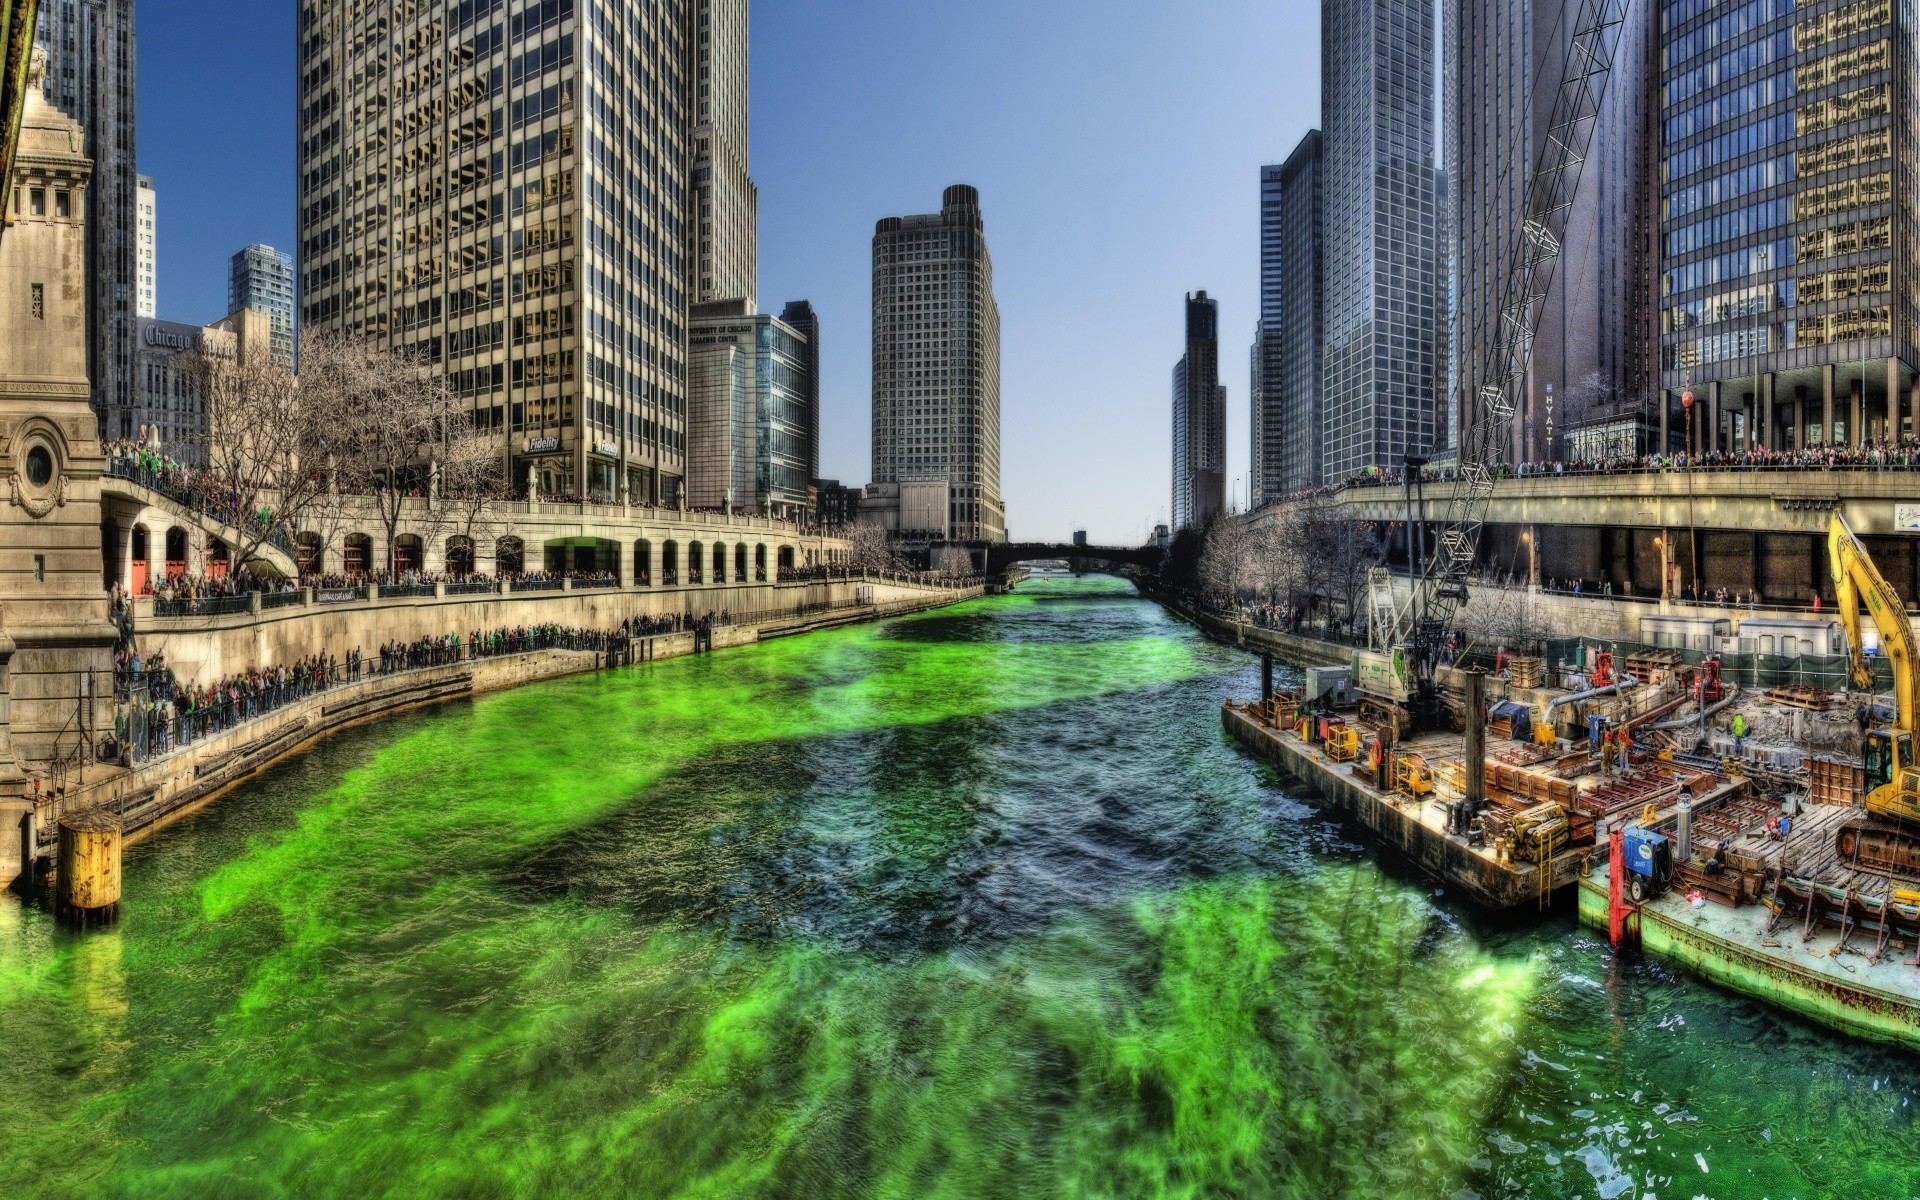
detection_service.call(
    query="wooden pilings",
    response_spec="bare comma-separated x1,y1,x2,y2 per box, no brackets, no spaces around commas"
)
55,808,122,925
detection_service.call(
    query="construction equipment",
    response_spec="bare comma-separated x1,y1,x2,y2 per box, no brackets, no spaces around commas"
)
1827,512,1920,874
1359,0,1631,733
1395,753,1435,799
1591,650,1615,688
1511,803,1571,860
1621,823,1674,903
1326,724,1360,762
1696,656,1725,704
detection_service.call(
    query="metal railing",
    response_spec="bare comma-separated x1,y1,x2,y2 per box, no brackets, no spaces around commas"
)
152,593,254,618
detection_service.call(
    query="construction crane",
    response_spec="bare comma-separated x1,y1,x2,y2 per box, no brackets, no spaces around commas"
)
1827,511,1920,873
1357,0,1633,733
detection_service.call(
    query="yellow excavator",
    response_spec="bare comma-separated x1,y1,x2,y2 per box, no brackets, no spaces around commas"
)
1828,511,1920,873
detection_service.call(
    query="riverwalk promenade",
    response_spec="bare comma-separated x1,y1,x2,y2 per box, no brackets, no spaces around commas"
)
9,577,983,883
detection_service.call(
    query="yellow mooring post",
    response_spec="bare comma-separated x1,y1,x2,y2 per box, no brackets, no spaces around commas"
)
55,808,121,926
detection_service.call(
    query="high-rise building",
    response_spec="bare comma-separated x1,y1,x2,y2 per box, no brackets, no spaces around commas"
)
229,243,295,370
296,0,699,507
135,173,154,318
687,298,812,519
1251,164,1283,508
134,307,272,458
870,184,1005,543
1171,290,1225,530
1321,0,1438,481
1657,0,1914,454
1265,134,1324,499
779,299,821,482
692,0,755,307
37,0,137,437
1445,0,1655,463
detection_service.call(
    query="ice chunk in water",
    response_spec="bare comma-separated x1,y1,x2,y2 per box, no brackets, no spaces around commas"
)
1695,1151,1710,1174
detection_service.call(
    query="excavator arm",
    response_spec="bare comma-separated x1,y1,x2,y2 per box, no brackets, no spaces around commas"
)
1829,511,1918,733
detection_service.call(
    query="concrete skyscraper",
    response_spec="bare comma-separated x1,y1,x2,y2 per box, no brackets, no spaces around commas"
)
229,243,294,370
692,0,755,307
135,172,154,318
871,184,1004,543
1657,0,1915,455
1172,290,1225,530
296,0,700,506
1321,0,1438,480
1445,0,1655,463
37,0,137,436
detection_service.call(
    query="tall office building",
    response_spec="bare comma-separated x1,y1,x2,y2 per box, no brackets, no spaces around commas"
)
37,0,137,435
229,243,295,369
1268,134,1324,498
296,0,699,506
692,0,755,306
1171,290,1225,530
779,299,821,482
871,184,1005,543
1321,0,1438,481
1251,164,1284,507
1658,0,1915,454
1446,0,1655,463
687,298,811,518
135,172,154,318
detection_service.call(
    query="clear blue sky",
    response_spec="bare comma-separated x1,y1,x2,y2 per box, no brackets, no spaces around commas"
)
137,0,1320,544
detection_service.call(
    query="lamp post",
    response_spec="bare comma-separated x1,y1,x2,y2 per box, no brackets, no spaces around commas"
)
1521,528,1537,592
1681,390,1700,603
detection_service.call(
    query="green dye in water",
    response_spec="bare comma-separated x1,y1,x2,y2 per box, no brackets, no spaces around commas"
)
2,576,1918,1198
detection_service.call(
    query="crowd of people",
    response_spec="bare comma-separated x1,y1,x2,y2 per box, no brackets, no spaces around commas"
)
1317,441,1920,497
113,609,742,764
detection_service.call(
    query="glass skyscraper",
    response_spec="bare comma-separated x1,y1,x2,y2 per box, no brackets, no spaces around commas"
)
1270,133,1324,498
1658,0,1916,451
1171,290,1224,530
230,243,296,369
1321,0,1439,481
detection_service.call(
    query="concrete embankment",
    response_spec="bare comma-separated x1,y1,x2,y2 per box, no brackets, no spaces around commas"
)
25,585,980,865
1135,584,1352,670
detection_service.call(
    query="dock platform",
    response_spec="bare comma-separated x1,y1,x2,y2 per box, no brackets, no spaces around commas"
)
1222,701,1589,910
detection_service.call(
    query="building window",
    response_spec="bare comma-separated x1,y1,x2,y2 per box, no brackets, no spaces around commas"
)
30,283,43,320
28,188,43,216
55,191,69,218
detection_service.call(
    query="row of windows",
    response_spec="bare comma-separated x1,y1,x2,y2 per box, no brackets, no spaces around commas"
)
509,35,573,88
1666,30,1792,107
1799,304,1890,345
1664,279,1790,333
510,79,573,131
1667,237,1795,294
1801,128,1890,176
1799,82,1889,136
1666,154,1792,220
1798,214,1891,261
1799,37,1889,89
1667,196,1793,257
1665,0,1795,70
1666,71,1794,144
510,0,574,43
1667,113,1795,181
1798,170,1890,218
1796,0,1890,52
1799,260,1892,303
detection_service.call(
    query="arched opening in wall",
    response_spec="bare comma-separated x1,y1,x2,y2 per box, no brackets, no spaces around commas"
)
760,544,773,581
662,540,679,585
392,534,425,578
205,538,230,580
445,535,475,579
129,524,149,595
634,540,652,586
714,542,729,584
164,527,189,582
689,541,705,584
735,543,748,583
495,536,525,577
344,533,373,580
296,532,324,580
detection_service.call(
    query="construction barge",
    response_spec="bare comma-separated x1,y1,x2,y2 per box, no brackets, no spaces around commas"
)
1222,629,1920,1051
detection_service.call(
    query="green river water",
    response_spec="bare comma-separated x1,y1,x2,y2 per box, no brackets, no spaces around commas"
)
2,575,1918,1198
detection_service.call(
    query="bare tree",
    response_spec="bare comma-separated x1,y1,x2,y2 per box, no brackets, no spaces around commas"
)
846,520,899,573
302,332,470,579
930,546,975,582
189,343,333,579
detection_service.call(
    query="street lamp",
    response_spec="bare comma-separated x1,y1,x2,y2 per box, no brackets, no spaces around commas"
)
1520,528,1537,591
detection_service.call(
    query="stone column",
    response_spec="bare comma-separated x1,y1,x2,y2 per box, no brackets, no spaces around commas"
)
1658,389,1670,454
1851,375,1865,447
1823,363,1836,445
1795,385,1808,450
1760,372,1774,451
1708,381,1721,453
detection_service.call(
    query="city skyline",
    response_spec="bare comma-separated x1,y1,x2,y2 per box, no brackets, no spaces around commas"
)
131,0,1317,543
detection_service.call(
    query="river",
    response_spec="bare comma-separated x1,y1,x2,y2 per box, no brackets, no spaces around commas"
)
2,574,1917,1198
